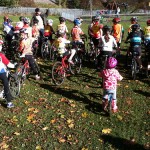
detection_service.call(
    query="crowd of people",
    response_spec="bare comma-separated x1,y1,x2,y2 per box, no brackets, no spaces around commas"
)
0,7,149,111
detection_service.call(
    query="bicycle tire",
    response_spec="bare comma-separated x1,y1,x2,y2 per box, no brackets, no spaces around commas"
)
41,42,51,59
69,53,82,75
52,61,66,85
8,73,21,98
131,59,137,80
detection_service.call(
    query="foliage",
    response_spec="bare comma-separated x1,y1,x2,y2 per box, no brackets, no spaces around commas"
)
18,0,35,7
0,0,18,7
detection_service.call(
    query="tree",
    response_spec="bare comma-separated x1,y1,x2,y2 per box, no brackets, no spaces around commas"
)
0,0,17,7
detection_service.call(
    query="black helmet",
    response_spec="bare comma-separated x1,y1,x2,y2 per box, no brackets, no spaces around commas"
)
92,16,99,21
131,24,140,31
59,17,66,22
103,25,111,32
19,16,24,21
130,17,137,22
35,8,40,12
33,18,39,24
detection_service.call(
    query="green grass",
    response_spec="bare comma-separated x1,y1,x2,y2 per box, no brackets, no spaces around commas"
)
0,16,150,150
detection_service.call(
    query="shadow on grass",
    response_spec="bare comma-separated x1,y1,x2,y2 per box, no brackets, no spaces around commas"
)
134,90,150,97
101,135,146,150
39,83,108,115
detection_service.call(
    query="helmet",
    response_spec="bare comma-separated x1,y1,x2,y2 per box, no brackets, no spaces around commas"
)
59,17,66,22
33,18,39,24
92,16,99,21
106,57,117,69
19,16,24,21
47,19,53,25
147,19,150,25
130,17,137,22
3,16,8,21
23,17,30,24
35,8,40,12
112,17,121,23
103,25,111,32
74,18,81,25
131,24,140,31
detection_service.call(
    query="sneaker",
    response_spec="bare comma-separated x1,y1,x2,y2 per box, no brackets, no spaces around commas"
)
112,109,118,113
68,60,74,65
35,75,40,80
7,102,14,108
102,100,108,111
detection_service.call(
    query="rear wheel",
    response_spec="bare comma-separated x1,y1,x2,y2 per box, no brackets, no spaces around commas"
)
41,42,51,59
52,61,65,85
69,53,82,75
131,59,137,80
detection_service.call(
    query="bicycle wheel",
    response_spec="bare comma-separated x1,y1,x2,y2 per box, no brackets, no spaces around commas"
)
41,42,51,59
131,59,137,80
69,53,82,75
8,73,21,98
52,61,66,85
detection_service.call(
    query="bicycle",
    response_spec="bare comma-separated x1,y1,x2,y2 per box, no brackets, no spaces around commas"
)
52,48,82,85
41,36,51,59
0,68,21,99
15,58,30,84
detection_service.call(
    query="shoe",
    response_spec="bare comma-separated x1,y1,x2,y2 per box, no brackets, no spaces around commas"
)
112,108,118,113
35,75,40,80
68,60,74,65
7,102,14,108
102,100,108,111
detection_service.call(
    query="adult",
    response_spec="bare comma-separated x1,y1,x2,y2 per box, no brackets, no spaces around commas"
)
30,8,49,36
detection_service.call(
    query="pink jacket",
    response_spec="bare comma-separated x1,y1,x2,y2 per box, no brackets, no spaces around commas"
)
99,68,123,90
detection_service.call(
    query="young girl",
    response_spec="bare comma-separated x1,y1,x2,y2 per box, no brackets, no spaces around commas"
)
99,57,123,113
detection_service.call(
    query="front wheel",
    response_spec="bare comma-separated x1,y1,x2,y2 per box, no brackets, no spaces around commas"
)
8,73,21,98
52,61,66,85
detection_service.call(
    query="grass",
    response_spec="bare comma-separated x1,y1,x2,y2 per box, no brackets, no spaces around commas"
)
0,15,150,150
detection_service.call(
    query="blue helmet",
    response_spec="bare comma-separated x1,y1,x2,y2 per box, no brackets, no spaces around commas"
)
74,19,81,25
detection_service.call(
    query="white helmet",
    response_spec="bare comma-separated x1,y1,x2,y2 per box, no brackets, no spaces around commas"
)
47,19,53,26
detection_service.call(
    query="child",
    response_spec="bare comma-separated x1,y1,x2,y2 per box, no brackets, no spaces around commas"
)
112,17,124,49
57,17,68,38
99,57,123,113
19,28,41,80
44,19,55,43
0,40,16,108
32,19,40,38
53,30,76,64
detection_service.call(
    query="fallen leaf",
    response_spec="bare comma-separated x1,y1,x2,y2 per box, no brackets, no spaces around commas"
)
125,85,129,88
68,123,74,128
82,112,88,118
50,119,56,124
14,132,20,136
42,127,48,131
102,128,112,134
27,114,36,122
36,145,42,150
117,115,123,121
81,148,88,150
58,137,66,143
67,119,74,124
24,100,30,105
28,107,35,112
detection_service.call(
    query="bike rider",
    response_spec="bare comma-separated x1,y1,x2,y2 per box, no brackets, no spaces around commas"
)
88,16,103,49
112,17,124,51
19,28,41,80
97,25,117,70
0,40,16,108
125,24,144,69
57,17,68,39
70,18,87,64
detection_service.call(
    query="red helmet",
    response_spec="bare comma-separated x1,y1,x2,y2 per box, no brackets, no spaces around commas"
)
112,17,121,23
147,20,150,25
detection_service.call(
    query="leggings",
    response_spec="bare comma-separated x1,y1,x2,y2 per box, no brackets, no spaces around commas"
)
0,72,12,102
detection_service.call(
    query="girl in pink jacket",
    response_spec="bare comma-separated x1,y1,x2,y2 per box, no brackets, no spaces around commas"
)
99,57,123,113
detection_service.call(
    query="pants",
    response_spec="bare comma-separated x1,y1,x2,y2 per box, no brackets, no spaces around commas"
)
102,89,117,100
25,55,40,75
0,72,12,102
